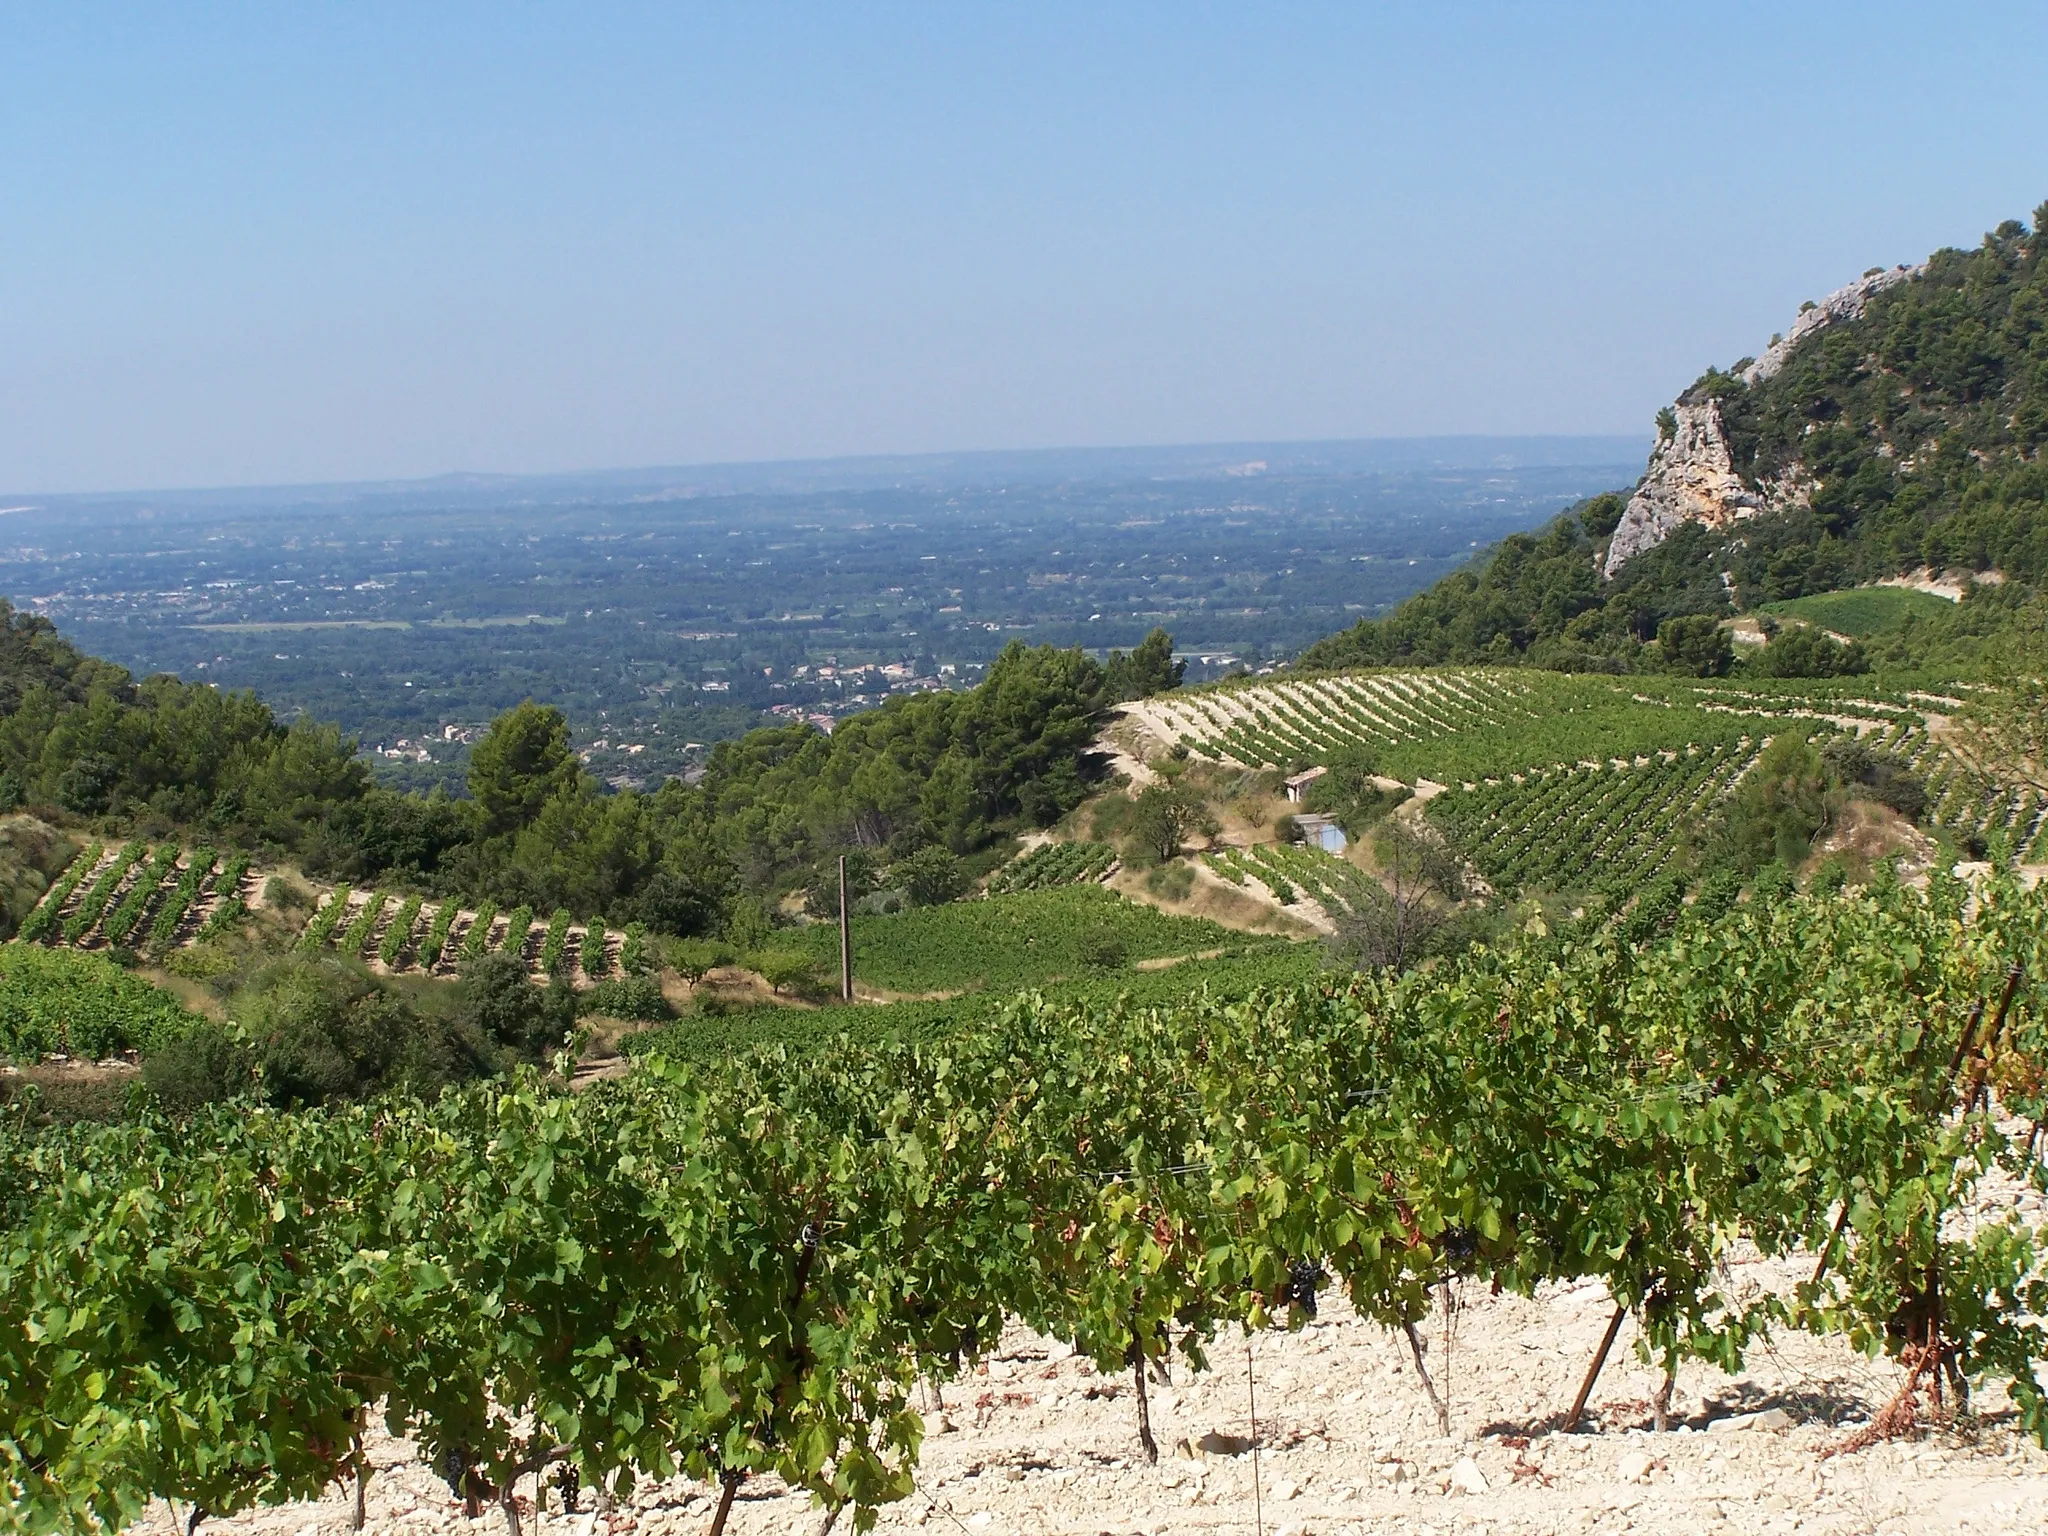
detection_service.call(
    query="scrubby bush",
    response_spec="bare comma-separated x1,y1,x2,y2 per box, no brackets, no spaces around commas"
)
580,975,673,1022
1820,737,1928,819
1749,625,1869,678
803,850,879,918
1714,736,1832,872
753,948,829,999
456,951,576,1062
668,935,733,986
1144,861,1195,902
1076,930,1127,971
142,1022,255,1111
897,846,966,906
229,956,490,1107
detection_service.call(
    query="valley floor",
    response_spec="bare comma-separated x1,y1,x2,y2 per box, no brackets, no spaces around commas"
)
133,1246,2048,1536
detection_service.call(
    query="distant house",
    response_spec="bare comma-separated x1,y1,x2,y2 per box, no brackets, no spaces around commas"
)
1290,812,1348,854
1284,766,1328,803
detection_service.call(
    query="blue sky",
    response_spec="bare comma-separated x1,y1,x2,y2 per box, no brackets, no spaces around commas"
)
4,3,2045,492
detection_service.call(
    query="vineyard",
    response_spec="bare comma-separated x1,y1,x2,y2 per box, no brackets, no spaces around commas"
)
14,841,254,954
1123,667,2045,816
1857,717,2048,859
1424,740,1761,892
1123,668,1554,772
6,872,2046,1535
0,945,204,1063
985,840,1118,894
1120,669,1796,780
790,884,1262,995
619,946,1325,1065
293,887,647,985
10,845,656,991
1202,841,1385,925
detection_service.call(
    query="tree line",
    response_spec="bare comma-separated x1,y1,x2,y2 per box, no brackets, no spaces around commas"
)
0,605,1185,941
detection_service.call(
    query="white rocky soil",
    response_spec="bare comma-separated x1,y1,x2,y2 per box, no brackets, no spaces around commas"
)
134,1247,2048,1536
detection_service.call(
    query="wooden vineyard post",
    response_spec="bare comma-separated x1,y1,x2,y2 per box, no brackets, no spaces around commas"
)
838,854,852,1002
1566,1302,1630,1432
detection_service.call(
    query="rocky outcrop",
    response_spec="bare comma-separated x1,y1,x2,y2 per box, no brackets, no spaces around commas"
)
1740,264,1921,385
1602,263,1923,578
1602,400,1763,576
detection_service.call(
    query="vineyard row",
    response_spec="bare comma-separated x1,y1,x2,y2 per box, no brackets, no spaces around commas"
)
9,872,2045,1534
296,886,649,982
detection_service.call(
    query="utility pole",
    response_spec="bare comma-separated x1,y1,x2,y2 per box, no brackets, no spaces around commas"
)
838,854,852,1003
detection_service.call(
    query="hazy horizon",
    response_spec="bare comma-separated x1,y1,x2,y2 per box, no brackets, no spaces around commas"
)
5,4,2044,492
3,432,1652,505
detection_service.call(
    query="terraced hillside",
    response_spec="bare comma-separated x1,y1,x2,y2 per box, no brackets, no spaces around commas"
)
15,842,255,953
294,887,644,983
1425,741,1761,892
1126,668,2048,896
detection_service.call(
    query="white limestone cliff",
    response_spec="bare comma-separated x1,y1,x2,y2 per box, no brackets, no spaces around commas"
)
1601,263,1923,578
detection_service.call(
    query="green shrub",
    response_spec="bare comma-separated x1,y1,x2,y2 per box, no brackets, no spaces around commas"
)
668,935,732,985
458,951,574,1061
580,975,673,1022
1075,929,1127,971
1144,861,1195,902
228,955,493,1106
263,872,314,917
897,846,967,906
753,948,829,999
142,1022,255,1111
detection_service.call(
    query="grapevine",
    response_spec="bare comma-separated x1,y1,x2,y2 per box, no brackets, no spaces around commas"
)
338,892,389,958
4,872,2044,1535
501,906,536,968
418,900,461,970
60,841,147,945
101,843,182,948
379,895,426,968
196,852,255,941
539,908,572,977
15,841,102,945
460,900,502,962
618,920,647,975
146,846,217,953
299,884,354,952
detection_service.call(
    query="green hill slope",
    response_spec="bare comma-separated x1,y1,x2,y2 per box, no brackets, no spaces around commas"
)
1302,201,2048,674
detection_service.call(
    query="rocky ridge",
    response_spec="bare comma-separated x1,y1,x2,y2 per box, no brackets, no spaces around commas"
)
1601,263,1923,578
